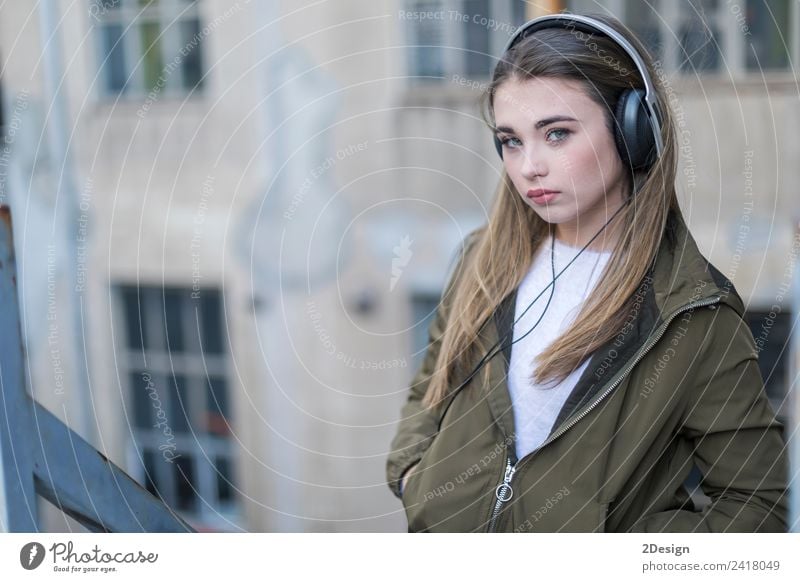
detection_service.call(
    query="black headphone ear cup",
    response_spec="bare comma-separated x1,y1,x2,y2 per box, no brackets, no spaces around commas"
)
614,88,656,170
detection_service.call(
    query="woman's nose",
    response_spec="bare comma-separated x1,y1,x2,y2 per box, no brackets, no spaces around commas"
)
520,146,547,179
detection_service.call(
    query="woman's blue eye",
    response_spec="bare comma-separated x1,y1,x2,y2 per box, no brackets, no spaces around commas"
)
546,128,570,142
500,136,522,148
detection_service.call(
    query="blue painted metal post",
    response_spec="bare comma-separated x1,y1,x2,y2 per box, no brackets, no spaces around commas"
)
0,206,39,530
0,206,194,532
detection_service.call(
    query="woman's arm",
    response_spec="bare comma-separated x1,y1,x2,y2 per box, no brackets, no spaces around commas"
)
629,305,789,532
385,304,448,499
385,233,478,499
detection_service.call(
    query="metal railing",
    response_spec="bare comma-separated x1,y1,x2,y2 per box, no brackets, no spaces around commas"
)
0,206,194,532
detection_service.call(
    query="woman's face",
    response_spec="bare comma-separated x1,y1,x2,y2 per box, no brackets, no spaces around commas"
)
493,76,628,248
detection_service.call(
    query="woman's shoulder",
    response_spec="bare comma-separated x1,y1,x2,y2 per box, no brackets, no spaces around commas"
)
446,228,484,277
462,228,484,256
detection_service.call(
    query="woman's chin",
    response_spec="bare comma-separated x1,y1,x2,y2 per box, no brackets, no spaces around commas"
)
528,206,571,224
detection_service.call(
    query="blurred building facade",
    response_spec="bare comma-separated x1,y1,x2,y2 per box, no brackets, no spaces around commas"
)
0,0,797,532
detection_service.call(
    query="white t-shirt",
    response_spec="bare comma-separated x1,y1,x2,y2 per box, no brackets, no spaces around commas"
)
508,237,612,461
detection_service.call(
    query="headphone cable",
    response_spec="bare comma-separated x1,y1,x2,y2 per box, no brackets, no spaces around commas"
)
434,200,628,432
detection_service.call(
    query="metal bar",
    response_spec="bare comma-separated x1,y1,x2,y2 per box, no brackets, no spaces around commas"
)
0,205,39,531
31,399,194,533
1,205,194,532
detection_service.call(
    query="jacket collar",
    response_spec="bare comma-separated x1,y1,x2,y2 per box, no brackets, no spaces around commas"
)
651,208,744,317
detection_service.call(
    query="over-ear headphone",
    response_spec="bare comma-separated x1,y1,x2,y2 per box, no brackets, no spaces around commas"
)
492,13,665,171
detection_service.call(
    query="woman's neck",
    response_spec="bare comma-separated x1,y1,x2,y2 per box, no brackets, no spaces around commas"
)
554,221,622,253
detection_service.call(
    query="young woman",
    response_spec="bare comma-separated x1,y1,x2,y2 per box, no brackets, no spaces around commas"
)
386,13,789,533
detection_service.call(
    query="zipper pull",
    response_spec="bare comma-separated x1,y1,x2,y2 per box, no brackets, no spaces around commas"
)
487,448,519,532
495,458,517,502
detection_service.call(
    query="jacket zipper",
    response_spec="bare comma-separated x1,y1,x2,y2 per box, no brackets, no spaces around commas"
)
487,452,517,532
485,295,722,532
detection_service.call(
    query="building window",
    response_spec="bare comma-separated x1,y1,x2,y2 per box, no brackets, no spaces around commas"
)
93,0,204,97
618,0,661,59
410,291,442,370
675,0,723,73
410,1,446,78
744,0,792,71
117,285,236,526
404,0,529,81
563,0,797,76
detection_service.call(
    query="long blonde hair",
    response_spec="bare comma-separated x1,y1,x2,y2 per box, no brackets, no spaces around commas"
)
422,13,681,408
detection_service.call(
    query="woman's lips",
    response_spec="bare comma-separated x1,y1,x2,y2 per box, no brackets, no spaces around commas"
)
527,189,559,205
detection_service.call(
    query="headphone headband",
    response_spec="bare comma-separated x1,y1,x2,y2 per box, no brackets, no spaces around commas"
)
499,13,665,160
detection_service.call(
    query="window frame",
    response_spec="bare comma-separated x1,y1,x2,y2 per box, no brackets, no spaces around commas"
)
403,0,527,82
92,0,205,100
615,0,799,78
114,283,239,529
408,288,443,371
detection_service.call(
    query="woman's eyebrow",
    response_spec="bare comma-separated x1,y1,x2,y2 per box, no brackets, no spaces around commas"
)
494,115,578,134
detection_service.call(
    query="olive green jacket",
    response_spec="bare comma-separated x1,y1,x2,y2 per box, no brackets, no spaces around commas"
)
386,210,789,532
